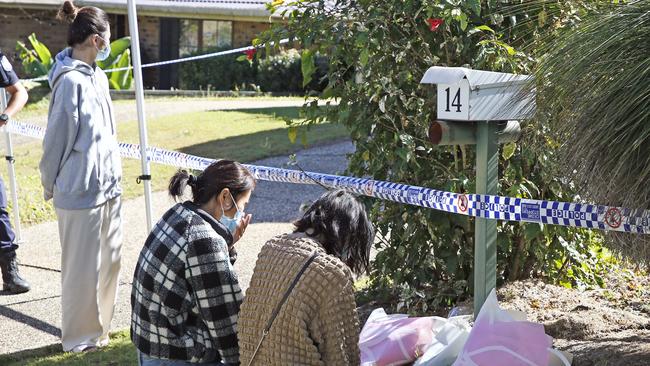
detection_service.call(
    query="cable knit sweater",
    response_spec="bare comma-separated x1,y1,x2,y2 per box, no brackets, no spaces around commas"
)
238,233,360,366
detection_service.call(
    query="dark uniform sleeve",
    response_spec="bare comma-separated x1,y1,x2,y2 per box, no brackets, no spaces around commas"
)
0,51,19,88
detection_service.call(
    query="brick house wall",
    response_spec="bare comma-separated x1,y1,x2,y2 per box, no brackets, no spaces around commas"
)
0,8,160,87
232,21,270,47
122,15,160,87
0,8,67,69
0,7,271,88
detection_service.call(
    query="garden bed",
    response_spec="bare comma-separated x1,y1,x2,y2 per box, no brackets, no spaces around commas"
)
499,271,650,366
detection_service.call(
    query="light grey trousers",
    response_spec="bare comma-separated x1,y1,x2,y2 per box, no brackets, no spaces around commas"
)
56,197,122,351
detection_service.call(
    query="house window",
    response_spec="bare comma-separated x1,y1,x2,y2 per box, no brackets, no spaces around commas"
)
203,20,233,49
179,19,200,56
179,19,232,56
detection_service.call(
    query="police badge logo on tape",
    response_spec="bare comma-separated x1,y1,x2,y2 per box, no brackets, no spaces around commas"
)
363,180,375,196
457,194,469,213
604,207,623,229
1,55,13,72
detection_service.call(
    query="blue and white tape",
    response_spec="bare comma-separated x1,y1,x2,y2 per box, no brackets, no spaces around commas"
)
5,121,650,235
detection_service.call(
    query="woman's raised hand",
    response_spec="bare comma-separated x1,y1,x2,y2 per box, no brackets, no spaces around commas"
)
233,213,252,244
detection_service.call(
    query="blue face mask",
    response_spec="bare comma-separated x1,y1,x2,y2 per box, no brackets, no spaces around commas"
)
219,191,244,235
95,35,111,62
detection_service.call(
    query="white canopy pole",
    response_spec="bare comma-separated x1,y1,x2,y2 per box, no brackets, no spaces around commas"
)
127,0,153,232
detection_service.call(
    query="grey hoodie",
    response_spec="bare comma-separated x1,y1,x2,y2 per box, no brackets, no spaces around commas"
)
39,48,122,210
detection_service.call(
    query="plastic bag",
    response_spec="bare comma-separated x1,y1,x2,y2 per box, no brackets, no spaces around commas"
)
360,308,448,366
453,289,571,366
413,316,472,366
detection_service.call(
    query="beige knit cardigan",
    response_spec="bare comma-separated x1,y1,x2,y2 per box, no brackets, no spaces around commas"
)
238,233,361,366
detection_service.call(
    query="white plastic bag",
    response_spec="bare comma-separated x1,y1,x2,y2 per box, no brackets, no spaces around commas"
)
452,289,571,366
413,315,471,366
360,308,449,366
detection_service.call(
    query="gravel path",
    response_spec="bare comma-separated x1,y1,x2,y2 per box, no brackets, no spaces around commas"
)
0,140,354,356
247,142,353,222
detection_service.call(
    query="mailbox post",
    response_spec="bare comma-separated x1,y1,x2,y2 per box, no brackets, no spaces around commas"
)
420,67,535,317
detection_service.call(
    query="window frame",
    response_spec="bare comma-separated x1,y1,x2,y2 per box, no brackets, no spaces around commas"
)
179,18,233,56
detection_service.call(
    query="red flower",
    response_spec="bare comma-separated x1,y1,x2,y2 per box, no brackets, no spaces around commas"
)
244,48,256,60
427,18,444,31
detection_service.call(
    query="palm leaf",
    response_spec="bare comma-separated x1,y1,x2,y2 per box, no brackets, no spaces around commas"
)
28,33,52,68
97,36,131,69
15,39,49,78
109,49,133,90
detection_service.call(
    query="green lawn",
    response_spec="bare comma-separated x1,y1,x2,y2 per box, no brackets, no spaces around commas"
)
11,105,348,226
18,95,307,120
0,330,137,366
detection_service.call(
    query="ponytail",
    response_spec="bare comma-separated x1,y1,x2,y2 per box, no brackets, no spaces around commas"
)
57,1,110,47
168,169,193,201
168,161,256,204
57,0,78,24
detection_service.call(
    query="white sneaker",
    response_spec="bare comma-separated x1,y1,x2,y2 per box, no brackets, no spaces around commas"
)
70,344,97,353
97,336,110,348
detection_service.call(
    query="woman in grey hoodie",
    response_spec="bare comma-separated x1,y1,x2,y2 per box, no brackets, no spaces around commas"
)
39,1,122,353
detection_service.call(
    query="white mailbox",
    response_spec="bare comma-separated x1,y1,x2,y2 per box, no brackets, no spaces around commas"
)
420,66,535,121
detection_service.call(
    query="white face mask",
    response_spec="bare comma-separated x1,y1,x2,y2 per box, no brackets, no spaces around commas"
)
95,35,111,62
219,191,244,235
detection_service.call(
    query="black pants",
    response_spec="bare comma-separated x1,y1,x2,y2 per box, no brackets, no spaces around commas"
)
0,176,17,253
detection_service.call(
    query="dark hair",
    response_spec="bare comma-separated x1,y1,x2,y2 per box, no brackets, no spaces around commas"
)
57,1,110,46
168,160,256,205
294,189,375,275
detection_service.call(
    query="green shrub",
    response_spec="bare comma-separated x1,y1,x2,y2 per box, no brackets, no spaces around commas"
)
179,48,327,93
257,49,328,92
256,49,303,92
178,47,258,90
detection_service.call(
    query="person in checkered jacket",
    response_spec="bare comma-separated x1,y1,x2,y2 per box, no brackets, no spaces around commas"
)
131,160,255,366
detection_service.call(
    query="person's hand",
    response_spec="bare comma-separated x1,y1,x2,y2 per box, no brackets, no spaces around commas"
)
0,111,9,127
232,213,252,245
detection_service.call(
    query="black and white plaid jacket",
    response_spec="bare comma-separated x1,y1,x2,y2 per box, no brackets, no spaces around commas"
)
131,201,242,364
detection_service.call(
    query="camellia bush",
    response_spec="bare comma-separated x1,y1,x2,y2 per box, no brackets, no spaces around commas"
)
256,0,618,313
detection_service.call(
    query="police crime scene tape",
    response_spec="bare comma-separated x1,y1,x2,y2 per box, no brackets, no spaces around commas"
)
6,121,650,235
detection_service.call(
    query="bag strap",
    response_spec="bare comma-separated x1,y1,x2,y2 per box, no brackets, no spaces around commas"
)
247,250,319,366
